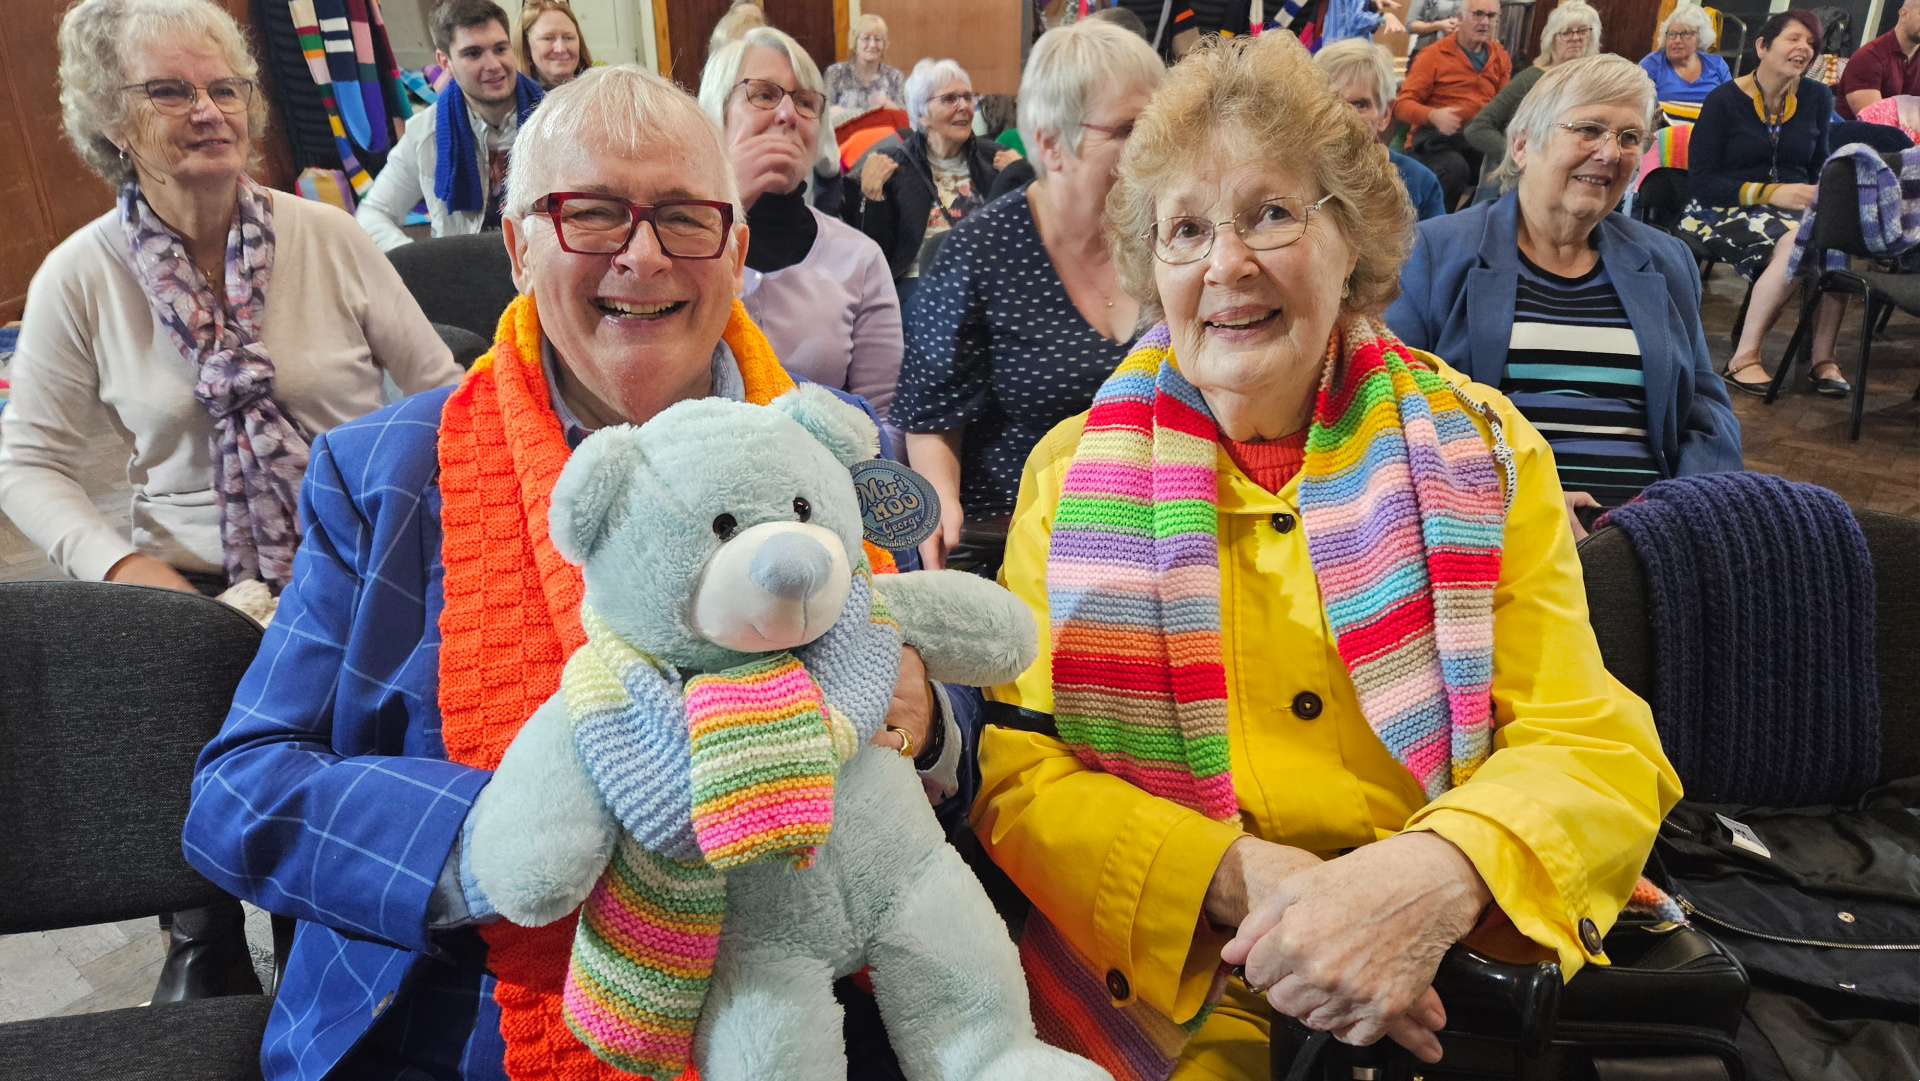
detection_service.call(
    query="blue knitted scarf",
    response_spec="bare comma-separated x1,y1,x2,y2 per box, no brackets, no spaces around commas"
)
1606,472,1880,805
433,71,544,214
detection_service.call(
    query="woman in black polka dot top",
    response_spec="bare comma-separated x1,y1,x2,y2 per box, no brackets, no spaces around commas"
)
894,20,1164,572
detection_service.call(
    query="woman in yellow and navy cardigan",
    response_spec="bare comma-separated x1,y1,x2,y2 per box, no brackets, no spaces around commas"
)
971,31,1680,1081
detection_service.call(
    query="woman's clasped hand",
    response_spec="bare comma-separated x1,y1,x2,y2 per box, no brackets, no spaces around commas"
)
1216,834,1493,1063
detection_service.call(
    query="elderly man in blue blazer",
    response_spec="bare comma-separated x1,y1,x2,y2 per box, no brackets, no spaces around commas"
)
182,65,968,1081
1387,54,1740,537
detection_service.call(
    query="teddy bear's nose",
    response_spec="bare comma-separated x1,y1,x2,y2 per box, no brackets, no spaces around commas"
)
748,531,834,601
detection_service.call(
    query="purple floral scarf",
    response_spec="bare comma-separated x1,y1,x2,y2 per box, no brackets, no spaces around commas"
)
120,176,310,592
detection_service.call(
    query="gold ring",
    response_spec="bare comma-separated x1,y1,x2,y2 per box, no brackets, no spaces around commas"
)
884,724,915,759
1231,965,1267,995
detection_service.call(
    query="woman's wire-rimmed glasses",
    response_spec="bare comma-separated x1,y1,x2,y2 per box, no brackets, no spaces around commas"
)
929,90,979,109
531,193,734,258
1552,121,1648,154
1146,194,1336,265
119,78,254,115
734,79,826,120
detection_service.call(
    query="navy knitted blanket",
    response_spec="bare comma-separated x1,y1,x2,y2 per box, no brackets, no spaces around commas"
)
1605,472,1880,805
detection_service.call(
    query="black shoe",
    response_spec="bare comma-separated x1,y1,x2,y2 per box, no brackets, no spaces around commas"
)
1721,365,1771,397
1810,368,1851,397
152,899,262,1002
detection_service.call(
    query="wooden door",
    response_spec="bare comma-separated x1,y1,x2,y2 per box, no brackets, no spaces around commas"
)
660,0,837,89
1527,0,1661,63
859,0,1025,95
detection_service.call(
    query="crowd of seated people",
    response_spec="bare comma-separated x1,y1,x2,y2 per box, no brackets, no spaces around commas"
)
15,0,1920,1077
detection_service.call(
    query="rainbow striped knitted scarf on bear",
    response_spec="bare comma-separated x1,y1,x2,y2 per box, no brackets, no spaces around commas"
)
1029,316,1513,1080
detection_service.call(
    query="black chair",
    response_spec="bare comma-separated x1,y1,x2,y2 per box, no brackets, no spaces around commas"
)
1634,167,1718,282
1764,153,1920,440
385,233,520,357
0,582,272,1081
1715,12,1748,76
1579,508,1920,786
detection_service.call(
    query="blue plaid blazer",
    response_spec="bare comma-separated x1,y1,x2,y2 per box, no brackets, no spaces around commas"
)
184,384,975,1080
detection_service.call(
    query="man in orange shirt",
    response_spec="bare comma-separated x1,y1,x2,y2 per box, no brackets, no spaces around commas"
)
1393,0,1510,210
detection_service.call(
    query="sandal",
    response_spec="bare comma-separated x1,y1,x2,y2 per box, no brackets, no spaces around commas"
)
1720,361,1772,397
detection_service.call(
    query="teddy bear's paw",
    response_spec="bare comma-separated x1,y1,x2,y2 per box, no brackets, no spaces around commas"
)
960,1041,1115,1081
872,571,1039,687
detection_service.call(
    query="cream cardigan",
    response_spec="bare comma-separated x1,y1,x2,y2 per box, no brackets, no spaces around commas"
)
0,191,463,582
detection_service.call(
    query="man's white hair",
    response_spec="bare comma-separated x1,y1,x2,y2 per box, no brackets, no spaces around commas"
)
903,57,971,131
504,64,741,221
1016,19,1163,176
698,27,837,169
1495,53,1655,192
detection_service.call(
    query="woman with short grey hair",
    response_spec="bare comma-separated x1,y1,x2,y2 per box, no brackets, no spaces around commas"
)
853,57,1017,302
697,28,904,427
4,0,455,1005
891,20,1161,571
1466,0,1604,162
1391,53,1740,534
1640,3,1730,113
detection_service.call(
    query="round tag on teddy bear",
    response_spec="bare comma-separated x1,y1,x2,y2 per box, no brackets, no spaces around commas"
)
849,459,941,551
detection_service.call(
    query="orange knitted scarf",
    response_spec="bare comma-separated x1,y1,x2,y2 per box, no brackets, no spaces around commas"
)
437,294,805,1081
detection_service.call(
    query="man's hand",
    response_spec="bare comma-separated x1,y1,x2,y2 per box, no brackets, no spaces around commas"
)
731,130,810,207
1221,832,1492,1063
992,148,1023,171
861,154,899,202
105,552,197,592
1426,107,1464,136
1564,490,1601,541
873,645,932,754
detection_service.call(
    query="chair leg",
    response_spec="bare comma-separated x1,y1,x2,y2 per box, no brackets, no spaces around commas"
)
1850,294,1876,442
1765,284,1821,404
1874,302,1895,337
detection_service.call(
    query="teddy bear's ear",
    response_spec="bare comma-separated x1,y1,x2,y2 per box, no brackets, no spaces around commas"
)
767,385,880,468
549,425,646,564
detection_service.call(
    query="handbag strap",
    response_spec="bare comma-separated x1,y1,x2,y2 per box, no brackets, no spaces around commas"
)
1152,0,1173,48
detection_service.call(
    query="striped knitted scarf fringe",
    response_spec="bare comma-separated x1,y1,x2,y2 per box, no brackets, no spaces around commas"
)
557,606,860,1077
436,294,803,1081
1028,316,1514,1081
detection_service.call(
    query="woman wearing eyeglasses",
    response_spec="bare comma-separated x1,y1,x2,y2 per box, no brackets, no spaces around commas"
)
699,28,903,430
824,13,905,125
1639,4,1730,113
1391,56,1741,539
890,22,1161,573
977,39,1679,1081
851,57,1021,306
1464,1,1604,178
3,0,456,1003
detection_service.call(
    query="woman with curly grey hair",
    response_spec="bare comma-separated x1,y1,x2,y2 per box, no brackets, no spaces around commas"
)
974,32,1677,1080
0,0,458,1003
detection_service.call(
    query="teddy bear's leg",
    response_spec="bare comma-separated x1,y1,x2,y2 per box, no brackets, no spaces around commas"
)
864,843,1112,1081
466,696,619,926
693,944,847,1081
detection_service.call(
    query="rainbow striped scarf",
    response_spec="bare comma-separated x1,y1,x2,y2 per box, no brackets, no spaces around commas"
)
557,606,860,1078
1030,316,1513,1080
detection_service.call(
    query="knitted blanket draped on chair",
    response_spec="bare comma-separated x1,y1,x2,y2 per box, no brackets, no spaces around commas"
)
1604,471,1880,805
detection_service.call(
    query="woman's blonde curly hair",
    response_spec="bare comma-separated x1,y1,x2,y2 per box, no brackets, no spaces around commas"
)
1104,31,1413,319
58,0,267,188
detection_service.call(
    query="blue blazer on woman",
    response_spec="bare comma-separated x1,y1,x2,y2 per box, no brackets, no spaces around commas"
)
1385,193,1743,480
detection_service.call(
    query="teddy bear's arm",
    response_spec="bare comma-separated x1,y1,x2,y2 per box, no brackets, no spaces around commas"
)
466,694,619,927
872,571,1040,688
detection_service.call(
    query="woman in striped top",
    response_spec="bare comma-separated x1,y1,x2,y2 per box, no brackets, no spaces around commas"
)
1389,54,1742,537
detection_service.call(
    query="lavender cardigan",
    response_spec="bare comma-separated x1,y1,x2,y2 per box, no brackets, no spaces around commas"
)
739,208,904,424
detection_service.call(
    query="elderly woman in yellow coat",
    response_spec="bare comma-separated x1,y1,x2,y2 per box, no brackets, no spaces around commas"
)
971,31,1682,1081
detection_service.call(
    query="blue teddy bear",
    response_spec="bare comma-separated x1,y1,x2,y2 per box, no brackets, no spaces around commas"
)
466,385,1107,1081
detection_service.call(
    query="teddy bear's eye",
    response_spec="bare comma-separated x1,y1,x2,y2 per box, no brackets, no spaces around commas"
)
712,513,738,540
793,497,811,523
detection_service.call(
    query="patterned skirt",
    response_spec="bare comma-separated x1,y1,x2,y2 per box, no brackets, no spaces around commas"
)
1678,202,1803,280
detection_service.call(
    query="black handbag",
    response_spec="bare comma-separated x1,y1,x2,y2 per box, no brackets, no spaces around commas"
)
1272,919,1749,1081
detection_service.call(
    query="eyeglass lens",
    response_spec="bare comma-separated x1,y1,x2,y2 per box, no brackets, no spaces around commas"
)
739,79,825,119
1562,123,1646,152
132,78,253,115
1152,198,1322,264
547,197,729,257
